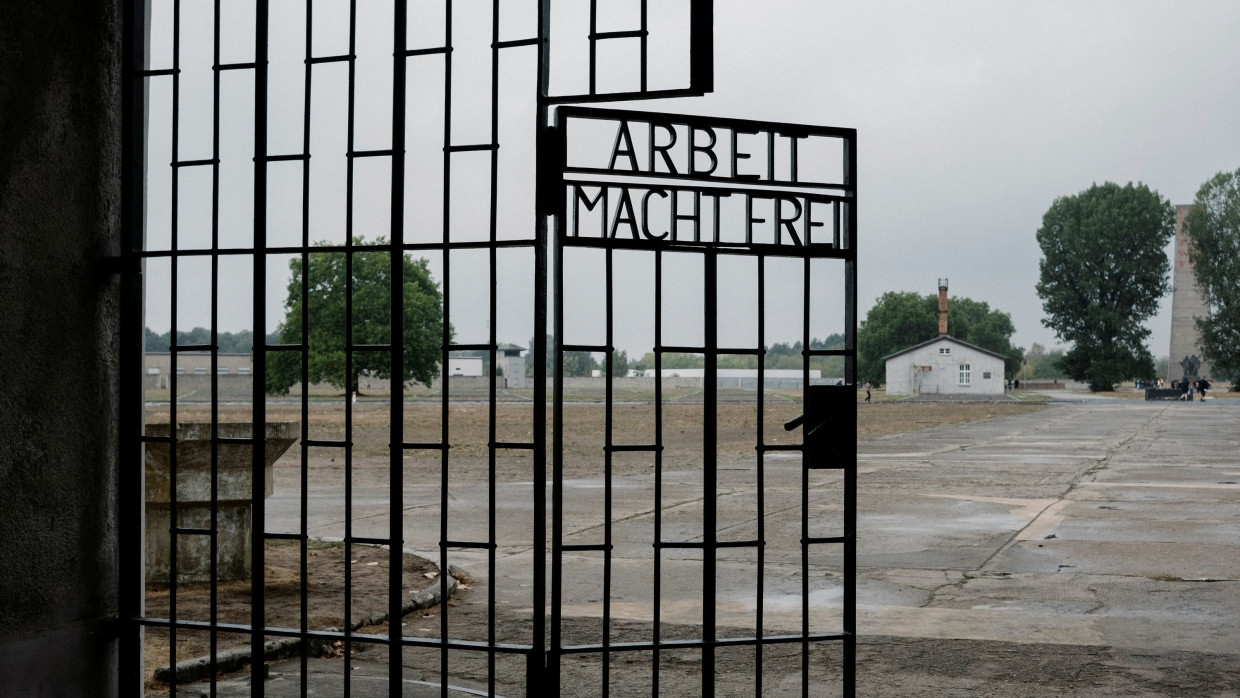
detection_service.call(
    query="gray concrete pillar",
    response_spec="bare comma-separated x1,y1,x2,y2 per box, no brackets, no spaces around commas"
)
0,2,124,695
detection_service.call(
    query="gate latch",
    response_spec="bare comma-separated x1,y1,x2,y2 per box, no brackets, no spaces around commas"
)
783,384,856,469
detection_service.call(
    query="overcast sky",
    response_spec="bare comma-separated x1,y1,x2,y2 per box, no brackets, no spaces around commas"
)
145,0,1240,361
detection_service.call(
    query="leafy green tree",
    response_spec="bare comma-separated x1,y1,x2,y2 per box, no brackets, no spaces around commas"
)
266,238,447,395
857,292,1023,386
562,351,598,377
1035,182,1175,391
610,349,630,377
1185,168,1240,388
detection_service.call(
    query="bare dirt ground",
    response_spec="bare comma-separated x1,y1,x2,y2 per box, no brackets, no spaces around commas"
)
143,540,439,692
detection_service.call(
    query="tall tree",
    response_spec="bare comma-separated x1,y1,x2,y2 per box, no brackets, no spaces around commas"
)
1035,182,1174,391
1185,168,1240,387
857,291,1023,386
266,239,447,395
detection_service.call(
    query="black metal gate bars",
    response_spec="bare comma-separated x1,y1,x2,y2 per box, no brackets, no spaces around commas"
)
119,1,856,695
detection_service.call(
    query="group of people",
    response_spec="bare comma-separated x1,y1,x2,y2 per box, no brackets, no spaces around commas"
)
1174,377,1211,401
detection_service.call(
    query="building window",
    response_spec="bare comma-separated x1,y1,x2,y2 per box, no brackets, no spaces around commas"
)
959,363,971,384
939,347,950,355
982,372,991,379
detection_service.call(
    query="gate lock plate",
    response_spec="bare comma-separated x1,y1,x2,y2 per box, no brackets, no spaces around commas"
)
784,384,856,469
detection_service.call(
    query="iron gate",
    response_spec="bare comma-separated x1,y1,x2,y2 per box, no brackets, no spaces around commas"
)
119,1,854,695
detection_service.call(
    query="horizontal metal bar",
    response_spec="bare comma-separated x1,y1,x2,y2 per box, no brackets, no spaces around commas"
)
138,239,538,258
263,343,305,352
442,541,495,550
561,543,609,552
139,435,174,444
605,444,659,452
492,441,536,450
215,62,257,71
494,38,538,49
135,618,536,653
263,532,304,542
350,536,391,546
140,68,178,76
542,86,708,105
806,349,851,357
562,169,853,196
562,343,608,353
659,541,704,549
400,442,448,450
560,235,851,259
761,444,803,452
658,345,703,354
717,347,763,355
306,54,353,64
558,632,852,655
405,46,450,57
445,143,498,153
448,343,492,351
172,159,217,168
303,439,350,448
715,540,761,548
215,437,254,445
349,149,395,158
172,344,213,352
589,29,647,40
559,105,859,140
267,153,310,162
806,536,848,545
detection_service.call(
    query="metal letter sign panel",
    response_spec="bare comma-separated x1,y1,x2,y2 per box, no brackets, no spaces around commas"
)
549,107,857,696
119,1,855,696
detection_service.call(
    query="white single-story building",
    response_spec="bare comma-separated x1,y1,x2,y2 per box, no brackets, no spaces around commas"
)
883,336,1006,396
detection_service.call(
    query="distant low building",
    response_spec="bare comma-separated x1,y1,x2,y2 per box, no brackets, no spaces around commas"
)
882,279,1006,396
447,357,484,377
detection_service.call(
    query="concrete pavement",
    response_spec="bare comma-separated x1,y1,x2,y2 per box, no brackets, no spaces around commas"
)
193,398,1240,694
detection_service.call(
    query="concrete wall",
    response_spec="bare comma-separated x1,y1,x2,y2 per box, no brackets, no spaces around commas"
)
0,2,123,695
1168,204,1213,381
885,338,1005,395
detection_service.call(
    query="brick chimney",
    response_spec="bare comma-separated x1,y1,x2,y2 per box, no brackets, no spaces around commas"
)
938,278,949,336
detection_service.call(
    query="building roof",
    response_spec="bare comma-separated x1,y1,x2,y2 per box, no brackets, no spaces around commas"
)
881,335,1010,363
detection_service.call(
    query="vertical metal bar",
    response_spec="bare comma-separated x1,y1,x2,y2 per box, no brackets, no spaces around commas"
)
588,0,598,96
390,1,409,694
544,5,563,689
639,0,648,93
118,0,148,691
439,4,454,694
651,248,662,697
299,2,315,694
602,246,614,696
209,3,224,693
754,255,766,697
487,2,502,695
531,2,552,692
843,133,859,696
342,4,358,694
168,4,182,692
800,252,811,698
702,247,718,697
689,0,714,94
250,1,270,693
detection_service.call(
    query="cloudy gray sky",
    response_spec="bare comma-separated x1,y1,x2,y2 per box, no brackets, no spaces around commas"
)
145,0,1240,361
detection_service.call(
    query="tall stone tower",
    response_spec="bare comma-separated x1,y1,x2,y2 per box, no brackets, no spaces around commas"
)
1168,204,1212,381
